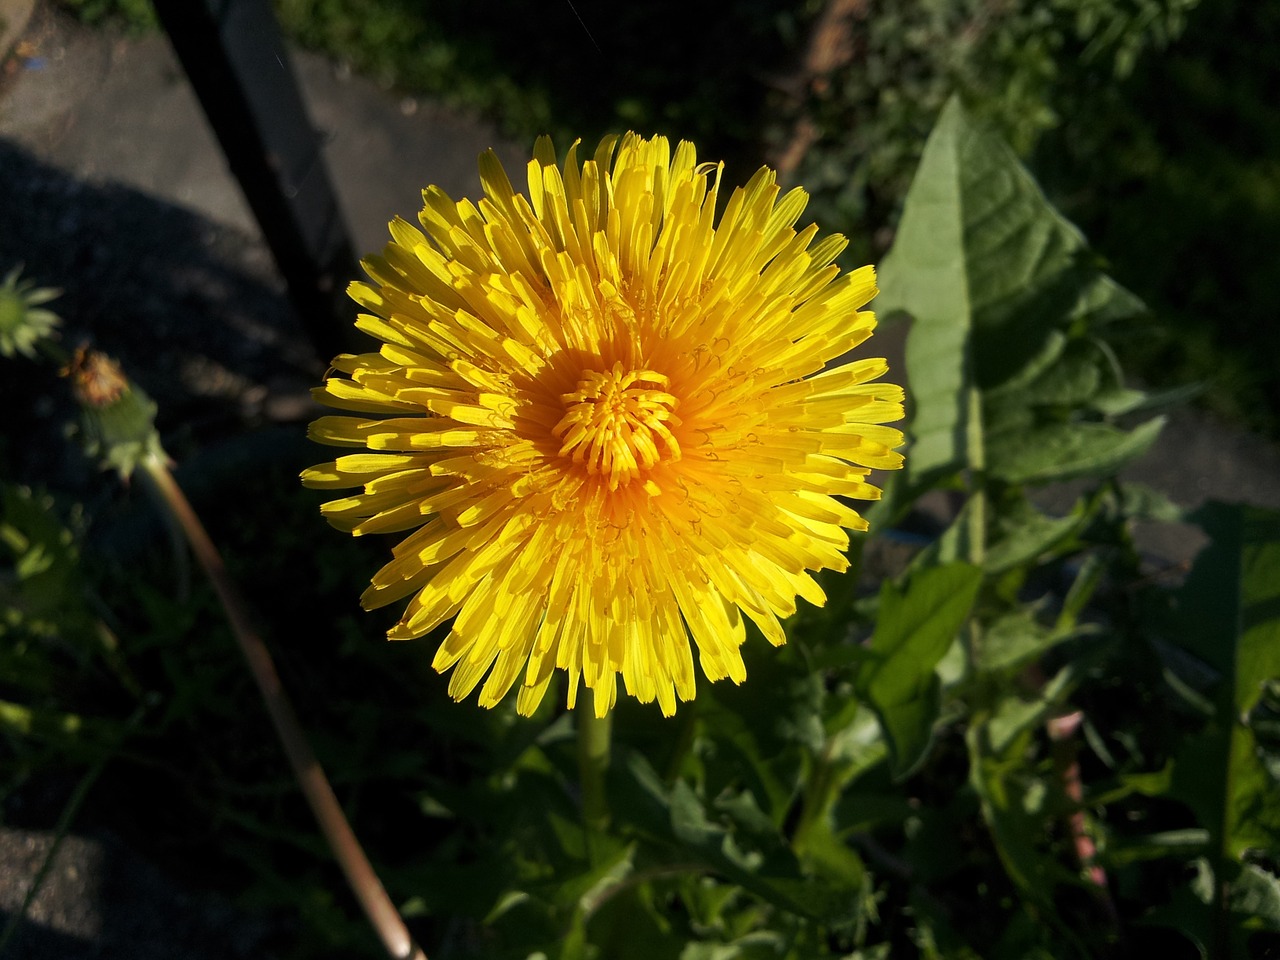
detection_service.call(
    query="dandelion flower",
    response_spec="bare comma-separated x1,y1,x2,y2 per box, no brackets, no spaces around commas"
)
303,134,904,717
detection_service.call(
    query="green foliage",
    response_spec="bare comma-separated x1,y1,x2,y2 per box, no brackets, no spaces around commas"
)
855,562,981,778
786,0,1202,247
877,96,1161,491
1032,0,1280,435
1158,504,1280,956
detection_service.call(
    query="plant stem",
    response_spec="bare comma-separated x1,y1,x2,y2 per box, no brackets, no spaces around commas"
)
965,382,986,566
139,456,426,960
1046,709,1117,926
578,693,613,855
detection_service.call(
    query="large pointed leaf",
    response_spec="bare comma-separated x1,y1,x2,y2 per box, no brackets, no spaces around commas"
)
877,95,1146,484
1162,504,1280,956
1170,504,1280,860
875,97,972,483
855,562,983,778
986,417,1165,485
615,753,864,924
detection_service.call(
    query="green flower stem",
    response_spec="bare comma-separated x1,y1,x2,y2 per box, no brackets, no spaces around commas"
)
578,697,613,852
965,383,987,566
139,456,427,960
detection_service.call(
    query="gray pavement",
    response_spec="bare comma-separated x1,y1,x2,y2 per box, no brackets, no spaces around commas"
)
0,2,1278,955
0,0,525,255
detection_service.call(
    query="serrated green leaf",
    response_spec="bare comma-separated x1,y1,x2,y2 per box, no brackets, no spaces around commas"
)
877,95,1147,486
983,661,1080,756
617,754,861,924
856,562,983,777
1001,339,1103,408
966,721,1066,908
987,417,1164,485
983,329,1068,399
1101,828,1209,867
984,503,1085,575
1160,505,1280,957
1090,387,1148,416
1230,862,1280,931
1170,504,1280,860
972,610,1074,674
1092,381,1203,417
1145,859,1280,958
875,97,971,483
558,841,636,915
1,485,93,641
1086,762,1174,807
1057,554,1107,633
825,703,888,781
1119,482,1185,523
697,692,804,829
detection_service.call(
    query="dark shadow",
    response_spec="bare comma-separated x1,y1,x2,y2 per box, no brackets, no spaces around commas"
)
1033,0,1280,434
0,138,326,487
0,829,272,960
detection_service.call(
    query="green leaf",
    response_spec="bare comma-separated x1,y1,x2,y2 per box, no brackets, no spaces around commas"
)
697,692,805,830
616,754,861,924
1,485,92,642
983,661,1079,756
986,417,1164,485
966,721,1066,909
1161,504,1280,956
1170,504,1280,860
999,338,1103,408
971,609,1074,675
1092,381,1203,417
1230,862,1280,932
1085,762,1174,807
1101,828,1209,867
983,501,1086,575
875,97,972,483
1119,482,1185,524
1144,859,1280,959
856,562,983,777
877,95,1147,485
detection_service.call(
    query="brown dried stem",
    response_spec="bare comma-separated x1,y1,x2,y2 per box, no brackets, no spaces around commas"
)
139,456,427,960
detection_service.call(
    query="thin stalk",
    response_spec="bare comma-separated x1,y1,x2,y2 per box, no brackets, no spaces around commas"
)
139,456,426,960
578,694,613,860
965,382,986,567
1046,709,1118,926
791,737,837,855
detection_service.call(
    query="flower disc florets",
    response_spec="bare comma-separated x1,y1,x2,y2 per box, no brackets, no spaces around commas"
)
303,133,905,717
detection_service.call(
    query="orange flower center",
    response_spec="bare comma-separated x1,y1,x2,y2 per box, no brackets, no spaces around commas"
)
553,362,682,490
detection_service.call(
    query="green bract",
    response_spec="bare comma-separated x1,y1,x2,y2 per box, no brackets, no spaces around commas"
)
0,265,62,360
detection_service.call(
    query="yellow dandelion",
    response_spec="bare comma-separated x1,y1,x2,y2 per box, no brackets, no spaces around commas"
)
303,133,904,718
